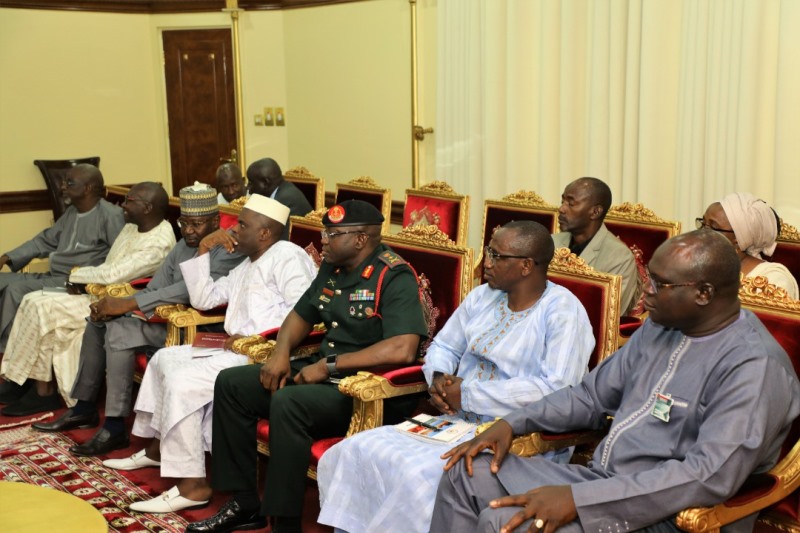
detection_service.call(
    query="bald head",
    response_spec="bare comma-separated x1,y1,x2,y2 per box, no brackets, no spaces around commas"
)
246,158,283,197
663,230,741,297
503,220,554,269
69,164,105,197
135,182,169,219
572,177,612,218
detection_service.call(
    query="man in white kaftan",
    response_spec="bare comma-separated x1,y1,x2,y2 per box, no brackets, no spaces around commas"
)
0,182,175,416
106,194,317,514
317,221,595,533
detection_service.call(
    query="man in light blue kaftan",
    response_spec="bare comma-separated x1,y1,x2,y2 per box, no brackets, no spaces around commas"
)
317,221,595,533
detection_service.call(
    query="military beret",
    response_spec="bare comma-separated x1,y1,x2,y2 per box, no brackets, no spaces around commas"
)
323,199,385,227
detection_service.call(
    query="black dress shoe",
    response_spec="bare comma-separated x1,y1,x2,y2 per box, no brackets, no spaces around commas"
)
1,388,61,416
69,428,129,457
185,498,265,532
32,408,99,432
0,379,32,404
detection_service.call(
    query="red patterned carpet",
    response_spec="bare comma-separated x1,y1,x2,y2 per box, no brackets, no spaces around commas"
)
0,403,331,533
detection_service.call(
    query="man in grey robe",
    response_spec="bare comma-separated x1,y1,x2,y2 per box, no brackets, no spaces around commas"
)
0,164,124,351
431,229,800,533
32,184,245,458
553,177,640,314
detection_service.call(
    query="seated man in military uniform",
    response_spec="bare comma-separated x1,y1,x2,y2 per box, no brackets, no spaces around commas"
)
186,200,429,533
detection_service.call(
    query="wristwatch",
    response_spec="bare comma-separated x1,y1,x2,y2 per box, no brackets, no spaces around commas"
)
325,355,340,378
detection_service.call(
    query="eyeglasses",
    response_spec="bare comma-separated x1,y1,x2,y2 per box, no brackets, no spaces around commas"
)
645,268,698,294
178,217,212,230
124,196,150,205
320,230,365,240
695,218,735,234
484,246,533,265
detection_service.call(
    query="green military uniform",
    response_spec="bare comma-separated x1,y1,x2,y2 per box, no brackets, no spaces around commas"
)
210,242,428,518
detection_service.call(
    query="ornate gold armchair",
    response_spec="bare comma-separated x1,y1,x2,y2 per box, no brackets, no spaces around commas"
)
403,181,470,246
477,191,560,282
237,225,473,479
334,176,392,234
604,202,681,342
285,166,325,211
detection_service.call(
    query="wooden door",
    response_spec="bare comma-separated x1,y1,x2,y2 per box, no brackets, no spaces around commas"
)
163,29,237,195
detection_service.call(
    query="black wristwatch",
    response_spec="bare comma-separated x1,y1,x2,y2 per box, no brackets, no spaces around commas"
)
325,355,340,378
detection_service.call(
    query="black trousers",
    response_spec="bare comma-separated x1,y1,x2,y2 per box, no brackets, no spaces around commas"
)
210,358,418,517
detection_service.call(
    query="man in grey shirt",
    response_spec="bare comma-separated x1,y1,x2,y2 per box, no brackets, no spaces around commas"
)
0,164,124,351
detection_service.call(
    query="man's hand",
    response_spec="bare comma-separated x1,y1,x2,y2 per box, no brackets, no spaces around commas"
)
198,229,237,255
259,354,292,392
294,359,330,385
0,254,10,270
429,373,463,415
489,485,577,533
223,334,245,352
90,296,138,321
441,418,514,475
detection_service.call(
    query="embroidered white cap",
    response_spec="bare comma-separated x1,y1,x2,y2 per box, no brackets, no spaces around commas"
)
243,194,290,225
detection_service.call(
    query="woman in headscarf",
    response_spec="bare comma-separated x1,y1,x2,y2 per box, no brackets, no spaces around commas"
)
698,192,798,298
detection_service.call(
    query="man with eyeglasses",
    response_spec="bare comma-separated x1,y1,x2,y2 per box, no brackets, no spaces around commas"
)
0,181,175,415
0,164,124,354
29,184,244,454
554,177,640,314
430,229,800,533
186,199,428,533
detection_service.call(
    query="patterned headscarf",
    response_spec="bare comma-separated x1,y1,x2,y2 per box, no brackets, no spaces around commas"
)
719,192,778,258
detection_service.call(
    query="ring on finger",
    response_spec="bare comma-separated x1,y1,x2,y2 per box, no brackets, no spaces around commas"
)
535,518,545,529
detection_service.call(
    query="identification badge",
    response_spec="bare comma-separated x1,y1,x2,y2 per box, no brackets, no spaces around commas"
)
651,393,673,422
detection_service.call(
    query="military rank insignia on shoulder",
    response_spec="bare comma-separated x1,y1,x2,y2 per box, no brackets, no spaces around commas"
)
378,250,407,269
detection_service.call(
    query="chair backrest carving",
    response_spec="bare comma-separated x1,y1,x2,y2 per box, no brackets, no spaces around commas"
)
285,166,325,211
34,156,100,221
604,202,681,267
478,191,560,281
770,220,800,284
288,208,326,267
335,176,392,233
547,248,622,368
403,181,470,246
382,225,473,345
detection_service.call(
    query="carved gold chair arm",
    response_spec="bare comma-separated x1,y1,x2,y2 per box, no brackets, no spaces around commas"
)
676,437,800,532
233,335,273,359
85,282,140,299
164,307,226,346
338,371,428,437
474,419,608,458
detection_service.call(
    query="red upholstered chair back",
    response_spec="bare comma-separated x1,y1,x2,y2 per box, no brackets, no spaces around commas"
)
403,181,470,246
34,156,100,221
736,279,800,529
335,176,391,233
604,203,681,268
478,191,560,282
288,209,326,267
219,197,246,230
382,226,473,342
285,166,325,211
770,221,800,284
546,248,622,369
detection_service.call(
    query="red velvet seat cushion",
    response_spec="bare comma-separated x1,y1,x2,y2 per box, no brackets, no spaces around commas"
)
403,196,462,243
135,352,148,378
